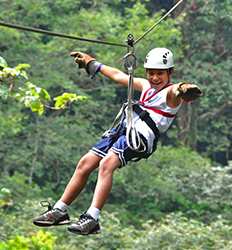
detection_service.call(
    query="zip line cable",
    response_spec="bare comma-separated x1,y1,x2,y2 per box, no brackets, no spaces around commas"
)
0,20,127,48
134,0,184,45
0,1,184,48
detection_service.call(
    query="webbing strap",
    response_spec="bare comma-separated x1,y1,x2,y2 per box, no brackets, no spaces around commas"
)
139,83,176,118
139,104,176,118
133,104,160,137
140,83,173,103
140,87,152,102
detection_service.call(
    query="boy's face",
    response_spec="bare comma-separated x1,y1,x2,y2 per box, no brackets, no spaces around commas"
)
146,69,170,90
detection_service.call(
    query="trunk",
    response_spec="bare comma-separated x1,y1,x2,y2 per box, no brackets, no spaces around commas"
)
28,118,39,184
177,103,192,145
177,101,199,148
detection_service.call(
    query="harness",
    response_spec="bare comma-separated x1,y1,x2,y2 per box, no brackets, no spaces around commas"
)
132,104,160,137
133,83,176,135
104,83,176,152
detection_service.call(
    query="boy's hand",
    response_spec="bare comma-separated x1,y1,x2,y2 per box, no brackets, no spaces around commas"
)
176,82,203,102
70,51,96,69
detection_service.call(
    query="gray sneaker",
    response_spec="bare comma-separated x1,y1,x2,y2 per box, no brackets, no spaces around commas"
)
33,201,70,227
68,213,100,235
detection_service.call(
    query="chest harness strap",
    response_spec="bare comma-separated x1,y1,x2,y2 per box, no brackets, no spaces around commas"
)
132,104,160,138
138,103,176,118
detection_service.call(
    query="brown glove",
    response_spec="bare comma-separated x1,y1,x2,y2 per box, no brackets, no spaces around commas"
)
176,82,203,102
70,51,102,78
70,51,96,69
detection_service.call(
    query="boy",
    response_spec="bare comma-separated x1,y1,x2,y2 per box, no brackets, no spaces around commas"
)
33,48,202,235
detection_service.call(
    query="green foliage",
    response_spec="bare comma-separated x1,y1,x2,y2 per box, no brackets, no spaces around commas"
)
111,146,211,224
0,173,47,241
0,57,29,100
177,0,232,163
0,56,8,68
0,188,12,208
2,201,232,250
0,56,85,114
0,173,42,209
0,230,56,250
0,151,232,250
54,92,87,109
134,213,232,250
16,82,51,115
0,112,98,188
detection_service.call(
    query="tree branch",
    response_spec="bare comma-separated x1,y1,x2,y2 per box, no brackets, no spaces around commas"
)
199,101,232,121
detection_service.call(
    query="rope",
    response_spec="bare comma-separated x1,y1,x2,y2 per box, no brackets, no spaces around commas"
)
0,20,127,48
123,38,145,152
125,64,145,152
134,0,184,45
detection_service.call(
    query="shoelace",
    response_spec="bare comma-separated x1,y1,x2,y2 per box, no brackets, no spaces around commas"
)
40,200,53,214
77,214,92,225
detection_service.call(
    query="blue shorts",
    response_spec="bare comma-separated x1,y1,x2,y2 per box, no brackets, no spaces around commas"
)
90,123,158,167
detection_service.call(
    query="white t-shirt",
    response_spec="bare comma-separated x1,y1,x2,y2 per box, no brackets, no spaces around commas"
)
128,86,182,153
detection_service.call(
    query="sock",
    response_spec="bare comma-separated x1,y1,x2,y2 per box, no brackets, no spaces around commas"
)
87,207,100,220
54,200,68,212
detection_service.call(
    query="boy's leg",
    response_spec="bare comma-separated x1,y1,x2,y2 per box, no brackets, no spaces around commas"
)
33,152,102,227
59,152,102,205
90,151,120,210
68,151,121,234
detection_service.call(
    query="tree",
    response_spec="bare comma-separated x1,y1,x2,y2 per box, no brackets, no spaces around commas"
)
174,0,232,164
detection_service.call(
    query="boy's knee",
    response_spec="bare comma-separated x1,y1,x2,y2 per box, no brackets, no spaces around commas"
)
75,155,95,176
76,157,87,169
98,155,119,176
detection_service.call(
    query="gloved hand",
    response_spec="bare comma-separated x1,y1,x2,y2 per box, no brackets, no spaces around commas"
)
70,51,102,78
176,82,203,102
70,51,96,69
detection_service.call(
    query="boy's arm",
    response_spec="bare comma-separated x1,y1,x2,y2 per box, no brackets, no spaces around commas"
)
100,65,148,91
70,51,147,92
167,82,203,108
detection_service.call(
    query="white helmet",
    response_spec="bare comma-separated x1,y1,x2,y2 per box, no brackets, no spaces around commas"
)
144,48,174,69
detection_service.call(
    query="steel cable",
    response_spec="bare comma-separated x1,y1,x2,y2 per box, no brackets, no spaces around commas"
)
134,0,184,45
0,1,184,47
0,20,127,48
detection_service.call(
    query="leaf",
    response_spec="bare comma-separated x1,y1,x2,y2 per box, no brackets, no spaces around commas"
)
54,92,87,109
3,67,20,78
0,56,8,69
39,88,51,102
15,82,51,115
15,64,30,71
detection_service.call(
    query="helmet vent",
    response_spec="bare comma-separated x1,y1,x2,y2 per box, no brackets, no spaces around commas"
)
163,55,167,64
